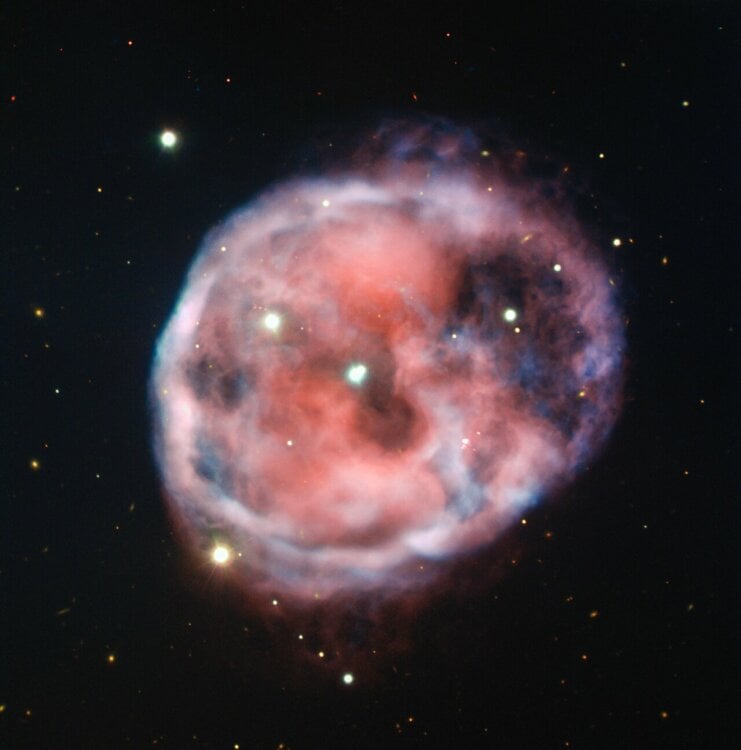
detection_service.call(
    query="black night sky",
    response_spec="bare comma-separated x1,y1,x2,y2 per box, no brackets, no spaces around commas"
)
3,2,739,748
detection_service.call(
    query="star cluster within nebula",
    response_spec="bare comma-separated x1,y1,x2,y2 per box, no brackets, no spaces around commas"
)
151,122,624,610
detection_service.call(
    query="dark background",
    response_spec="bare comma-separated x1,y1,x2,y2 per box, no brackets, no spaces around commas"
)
2,1,738,748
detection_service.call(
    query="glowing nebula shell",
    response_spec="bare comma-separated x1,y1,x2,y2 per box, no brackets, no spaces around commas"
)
150,121,624,604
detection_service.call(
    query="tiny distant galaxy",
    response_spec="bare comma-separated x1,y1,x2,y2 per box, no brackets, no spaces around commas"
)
150,120,625,610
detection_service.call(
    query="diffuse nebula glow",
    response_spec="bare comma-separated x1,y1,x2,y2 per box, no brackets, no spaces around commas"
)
151,121,624,608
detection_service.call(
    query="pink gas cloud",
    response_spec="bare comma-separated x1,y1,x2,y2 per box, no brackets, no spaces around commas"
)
150,121,624,609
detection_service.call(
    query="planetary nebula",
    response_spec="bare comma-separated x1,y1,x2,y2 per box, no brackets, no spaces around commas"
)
151,121,624,605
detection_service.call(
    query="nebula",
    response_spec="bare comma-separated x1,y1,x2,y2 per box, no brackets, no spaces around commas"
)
150,120,624,608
